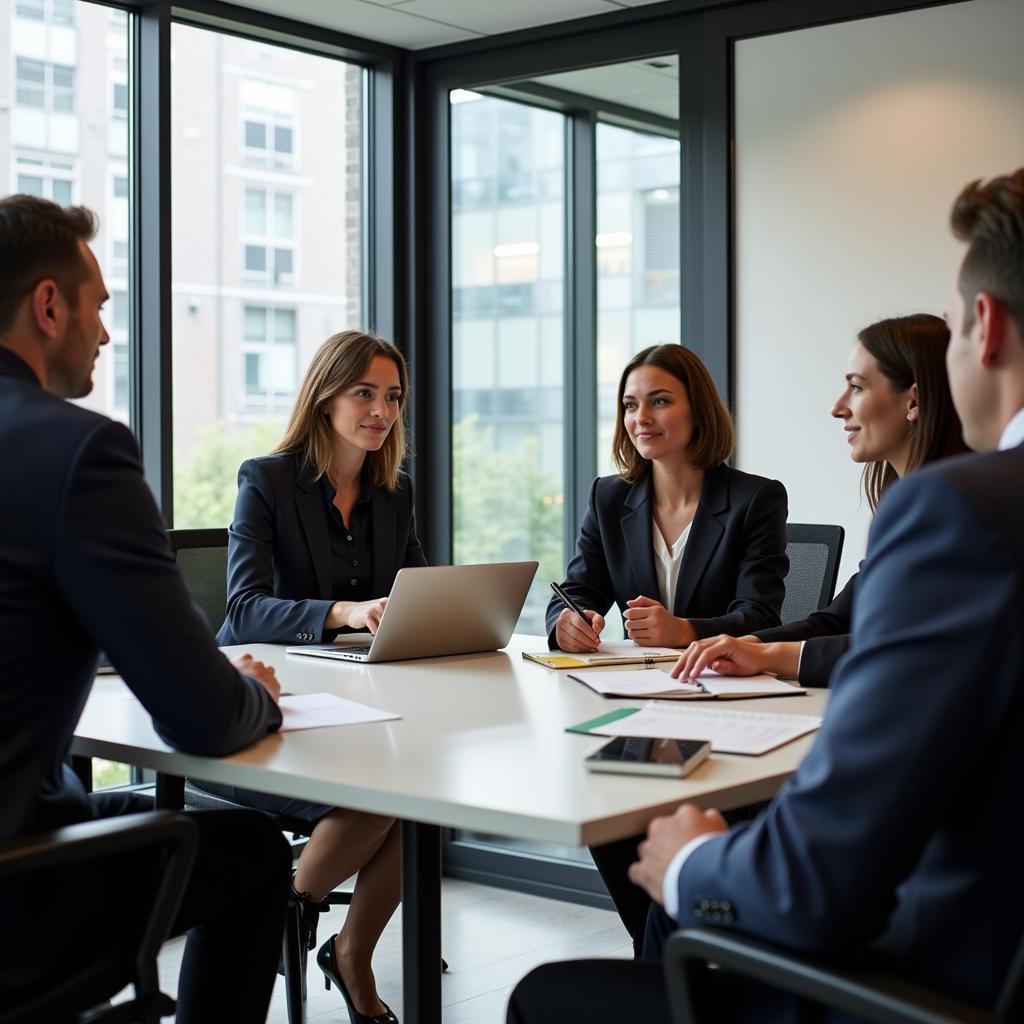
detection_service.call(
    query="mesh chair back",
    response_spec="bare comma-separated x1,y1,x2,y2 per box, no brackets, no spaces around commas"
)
168,528,229,637
781,524,844,625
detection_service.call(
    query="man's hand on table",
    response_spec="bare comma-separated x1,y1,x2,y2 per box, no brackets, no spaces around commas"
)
232,653,281,704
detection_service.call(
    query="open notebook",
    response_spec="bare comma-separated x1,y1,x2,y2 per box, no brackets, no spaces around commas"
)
567,668,805,701
524,639,682,670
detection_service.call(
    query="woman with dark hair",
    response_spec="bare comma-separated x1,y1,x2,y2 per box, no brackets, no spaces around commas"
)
546,343,789,955
209,330,425,1024
673,313,969,688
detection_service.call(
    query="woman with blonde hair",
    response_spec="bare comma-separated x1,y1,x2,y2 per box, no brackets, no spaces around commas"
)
211,330,424,1023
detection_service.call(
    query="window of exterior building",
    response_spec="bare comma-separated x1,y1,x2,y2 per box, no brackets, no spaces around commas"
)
450,91,566,636
15,155,76,204
242,306,297,411
240,78,296,170
15,59,76,113
171,25,364,529
16,0,74,24
242,186,295,286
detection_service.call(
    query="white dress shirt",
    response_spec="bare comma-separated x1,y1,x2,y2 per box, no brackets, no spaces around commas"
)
999,406,1024,450
653,519,691,613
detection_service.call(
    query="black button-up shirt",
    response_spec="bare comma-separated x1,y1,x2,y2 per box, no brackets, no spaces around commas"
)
320,469,374,605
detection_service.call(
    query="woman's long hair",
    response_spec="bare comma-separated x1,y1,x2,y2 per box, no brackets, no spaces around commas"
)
274,331,409,491
859,314,969,511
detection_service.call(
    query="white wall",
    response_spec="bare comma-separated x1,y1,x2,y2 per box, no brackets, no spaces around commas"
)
733,0,1024,587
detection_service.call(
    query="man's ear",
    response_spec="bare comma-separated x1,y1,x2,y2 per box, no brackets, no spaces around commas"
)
30,279,64,340
975,291,1008,368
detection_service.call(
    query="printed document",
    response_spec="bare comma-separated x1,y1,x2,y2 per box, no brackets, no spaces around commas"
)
279,692,400,732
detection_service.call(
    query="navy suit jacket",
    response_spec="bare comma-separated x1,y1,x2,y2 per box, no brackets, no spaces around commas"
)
674,444,1024,1012
216,453,426,646
754,567,860,686
545,465,789,647
0,348,281,841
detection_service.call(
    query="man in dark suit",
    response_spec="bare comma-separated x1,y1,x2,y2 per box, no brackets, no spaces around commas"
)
0,194,291,1021
508,169,1024,1023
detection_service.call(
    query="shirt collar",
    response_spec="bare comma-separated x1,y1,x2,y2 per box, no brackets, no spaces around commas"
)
0,345,42,387
320,464,374,506
998,407,1024,450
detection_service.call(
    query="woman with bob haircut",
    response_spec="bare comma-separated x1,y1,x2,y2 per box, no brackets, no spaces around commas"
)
210,329,425,1024
673,313,968,689
545,343,789,955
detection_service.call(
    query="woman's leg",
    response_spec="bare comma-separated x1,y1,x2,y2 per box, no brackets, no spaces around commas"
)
292,809,400,1016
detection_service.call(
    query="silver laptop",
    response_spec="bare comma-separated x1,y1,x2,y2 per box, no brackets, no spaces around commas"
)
286,561,538,663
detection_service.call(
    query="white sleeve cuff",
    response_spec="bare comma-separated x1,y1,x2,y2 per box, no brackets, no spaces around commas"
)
662,832,720,921
796,640,806,676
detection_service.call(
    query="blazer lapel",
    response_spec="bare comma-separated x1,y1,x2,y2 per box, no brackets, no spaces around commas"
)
370,490,397,598
295,468,333,600
620,475,660,601
673,464,729,616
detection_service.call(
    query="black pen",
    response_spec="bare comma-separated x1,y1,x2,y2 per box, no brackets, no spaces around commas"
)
550,581,591,626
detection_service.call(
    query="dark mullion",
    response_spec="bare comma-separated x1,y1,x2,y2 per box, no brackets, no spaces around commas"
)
566,113,597,551
134,0,174,521
415,70,453,567
367,61,395,339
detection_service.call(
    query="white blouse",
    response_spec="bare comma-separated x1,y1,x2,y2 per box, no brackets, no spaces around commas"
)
653,518,691,612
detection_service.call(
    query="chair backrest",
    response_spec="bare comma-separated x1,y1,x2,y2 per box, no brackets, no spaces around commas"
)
781,524,844,625
168,528,229,637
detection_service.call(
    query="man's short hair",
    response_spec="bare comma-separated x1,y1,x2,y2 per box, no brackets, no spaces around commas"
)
0,194,98,335
950,168,1024,337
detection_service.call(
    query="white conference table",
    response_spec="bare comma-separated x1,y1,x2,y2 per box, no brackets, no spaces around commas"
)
73,635,828,1023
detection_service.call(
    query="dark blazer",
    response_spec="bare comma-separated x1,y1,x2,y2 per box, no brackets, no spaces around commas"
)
673,444,1024,1014
216,453,427,646
545,465,789,647
754,566,861,686
0,347,280,845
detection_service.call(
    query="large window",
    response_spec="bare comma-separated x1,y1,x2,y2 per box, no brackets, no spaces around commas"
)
171,26,365,529
596,124,681,473
450,92,566,635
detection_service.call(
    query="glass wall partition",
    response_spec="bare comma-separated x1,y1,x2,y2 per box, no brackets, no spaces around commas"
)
444,57,682,902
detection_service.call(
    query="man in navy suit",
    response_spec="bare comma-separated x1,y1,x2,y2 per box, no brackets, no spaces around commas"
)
508,170,1024,1023
0,194,291,1021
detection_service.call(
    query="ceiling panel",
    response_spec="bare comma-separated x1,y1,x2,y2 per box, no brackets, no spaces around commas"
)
231,0,483,48
393,0,624,36
533,56,678,118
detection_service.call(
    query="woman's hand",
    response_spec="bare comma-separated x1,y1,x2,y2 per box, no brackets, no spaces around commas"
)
671,635,801,680
554,608,605,652
623,596,697,647
325,597,389,633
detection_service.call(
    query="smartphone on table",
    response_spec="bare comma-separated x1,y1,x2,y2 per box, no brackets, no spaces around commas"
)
585,737,711,777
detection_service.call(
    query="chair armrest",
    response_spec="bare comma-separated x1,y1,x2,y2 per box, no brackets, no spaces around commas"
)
0,811,198,1002
663,927,1001,1024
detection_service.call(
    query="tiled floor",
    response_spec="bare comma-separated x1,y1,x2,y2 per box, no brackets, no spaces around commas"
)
153,877,631,1022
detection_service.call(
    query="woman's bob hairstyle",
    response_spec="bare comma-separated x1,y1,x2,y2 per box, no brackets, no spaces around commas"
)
274,330,409,491
612,344,735,483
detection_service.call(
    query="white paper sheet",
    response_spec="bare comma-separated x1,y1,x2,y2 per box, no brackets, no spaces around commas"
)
587,702,822,755
278,692,400,732
593,640,681,657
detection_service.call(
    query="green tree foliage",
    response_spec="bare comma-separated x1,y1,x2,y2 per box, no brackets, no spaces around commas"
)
452,415,563,632
174,419,285,528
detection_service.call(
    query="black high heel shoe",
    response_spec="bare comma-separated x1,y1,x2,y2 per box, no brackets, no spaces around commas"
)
316,934,398,1024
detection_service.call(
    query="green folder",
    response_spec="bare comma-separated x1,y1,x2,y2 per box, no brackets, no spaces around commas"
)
565,707,641,735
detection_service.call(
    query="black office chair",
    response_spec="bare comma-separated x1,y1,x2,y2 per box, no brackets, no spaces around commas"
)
167,528,230,635
664,925,1024,1023
781,524,845,625
166,527,355,1023
0,812,197,1024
